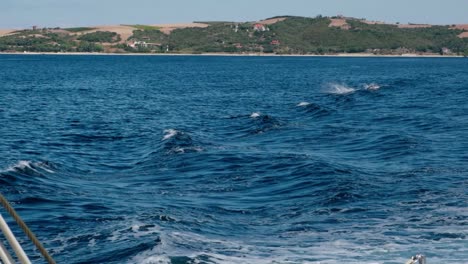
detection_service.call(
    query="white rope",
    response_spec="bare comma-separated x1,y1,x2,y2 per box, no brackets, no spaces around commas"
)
0,213,31,264
0,239,14,264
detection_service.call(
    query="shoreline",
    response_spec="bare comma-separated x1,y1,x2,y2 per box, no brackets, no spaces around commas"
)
0,51,464,58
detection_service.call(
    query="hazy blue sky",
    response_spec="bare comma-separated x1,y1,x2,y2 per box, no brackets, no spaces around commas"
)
1,0,467,28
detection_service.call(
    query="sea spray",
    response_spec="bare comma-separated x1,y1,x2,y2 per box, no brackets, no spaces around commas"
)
323,83,356,94
363,83,381,90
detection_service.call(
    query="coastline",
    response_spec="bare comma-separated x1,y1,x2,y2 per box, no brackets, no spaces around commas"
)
0,51,464,58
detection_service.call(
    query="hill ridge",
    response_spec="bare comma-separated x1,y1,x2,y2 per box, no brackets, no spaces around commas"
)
1,16,467,56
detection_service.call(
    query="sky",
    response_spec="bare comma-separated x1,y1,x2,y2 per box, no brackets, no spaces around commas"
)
1,0,467,28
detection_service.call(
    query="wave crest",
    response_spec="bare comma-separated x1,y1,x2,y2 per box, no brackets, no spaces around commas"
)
297,102,331,117
162,129,202,154
250,114,282,134
250,112,261,118
363,83,381,90
324,83,356,95
297,102,311,107
3,160,56,174
162,129,179,141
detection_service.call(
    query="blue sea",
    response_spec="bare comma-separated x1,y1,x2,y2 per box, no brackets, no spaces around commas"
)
0,55,467,264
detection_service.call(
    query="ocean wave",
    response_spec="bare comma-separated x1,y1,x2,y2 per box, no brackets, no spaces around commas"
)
162,129,179,141
2,160,56,175
0,160,61,190
161,129,203,154
2,57,466,264
297,102,311,107
133,130,205,168
61,133,125,143
225,112,284,137
250,114,282,135
250,112,261,118
363,83,381,91
323,82,383,95
126,228,418,264
323,83,356,95
297,102,331,117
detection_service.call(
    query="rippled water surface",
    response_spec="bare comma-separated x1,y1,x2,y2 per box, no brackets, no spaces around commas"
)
0,55,467,264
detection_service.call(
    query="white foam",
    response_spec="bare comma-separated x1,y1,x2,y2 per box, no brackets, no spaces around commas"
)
364,83,381,91
40,163,55,173
162,129,178,141
126,225,466,264
131,224,140,233
3,160,54,174
250,112,261,118
55,210,466,264
171,146,203,154
324,83,356,95
69,215,466,264
6,160,35,172
128,230,375,264
88,238,96,248
297,102,311,107
132,255,171,264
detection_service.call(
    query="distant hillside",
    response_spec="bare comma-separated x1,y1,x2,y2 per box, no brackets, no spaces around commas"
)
1,16,467,56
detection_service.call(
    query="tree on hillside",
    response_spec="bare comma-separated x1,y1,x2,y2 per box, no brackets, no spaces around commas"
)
78,31,120,43
77,41,104,52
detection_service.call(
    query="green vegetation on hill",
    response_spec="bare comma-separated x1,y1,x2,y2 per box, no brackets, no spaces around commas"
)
0,30,76,52
124,17,468,55
193,21,235,25
65,27,96,32
263,17,467,54
77,31,120,43
127,24,161,31
76,41,104,52
344,20,466,53
167,23,254,53
129,29,166,42
1,16,467,54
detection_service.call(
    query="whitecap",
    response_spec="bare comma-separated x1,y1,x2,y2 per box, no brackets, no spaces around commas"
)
173,147,186,154
3,160,55,174
364,83,381,90
170,146,203,154
162,129,178,141
324,83,356,95
39,162,55,173
250,112,261,118
117,218,452,264
127,230,384,264
132,256,171,264
5,160,35,172
88,238,96,248
297,102,311,107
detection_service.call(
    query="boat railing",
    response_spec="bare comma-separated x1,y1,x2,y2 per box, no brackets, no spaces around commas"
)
0,193,55,264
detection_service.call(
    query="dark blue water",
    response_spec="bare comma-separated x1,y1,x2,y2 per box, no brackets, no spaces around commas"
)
0,55,467,264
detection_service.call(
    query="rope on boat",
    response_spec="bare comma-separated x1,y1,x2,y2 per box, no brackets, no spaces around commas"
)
0,193,56,264
0,213,30,264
